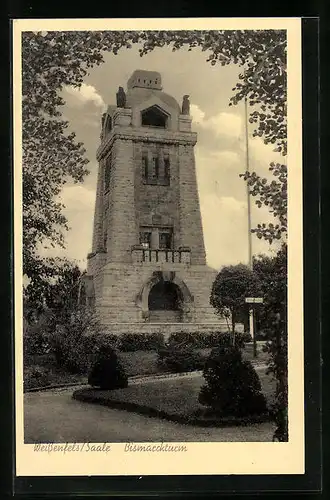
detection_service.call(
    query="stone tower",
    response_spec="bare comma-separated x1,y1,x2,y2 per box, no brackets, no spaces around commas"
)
82,70,228,335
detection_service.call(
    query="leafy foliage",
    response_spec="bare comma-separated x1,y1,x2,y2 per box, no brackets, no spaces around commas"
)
199,345,267,417
45,306,102,374
253,245,288,440
167,331,250,349
23,310,52,357
88,344,128,390
24,365,52,390
240,162,287,243
210,264,261,342
118,332,165,352
23,260,98,374
24,258,82,319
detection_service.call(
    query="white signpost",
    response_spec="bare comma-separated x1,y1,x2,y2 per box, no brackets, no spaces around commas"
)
245,297,264,304
245,297,264,357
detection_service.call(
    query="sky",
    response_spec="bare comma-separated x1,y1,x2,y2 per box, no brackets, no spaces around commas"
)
40,43,284,271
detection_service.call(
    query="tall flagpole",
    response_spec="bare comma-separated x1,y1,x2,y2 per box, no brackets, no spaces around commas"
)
244,96,253,269
244,95,257,357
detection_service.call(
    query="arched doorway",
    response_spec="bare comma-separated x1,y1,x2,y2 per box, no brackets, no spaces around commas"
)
148,280,183,322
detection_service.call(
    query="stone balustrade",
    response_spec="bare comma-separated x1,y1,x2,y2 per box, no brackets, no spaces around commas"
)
131,246,191,265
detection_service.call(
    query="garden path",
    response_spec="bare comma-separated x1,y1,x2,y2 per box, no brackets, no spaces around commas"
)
24,379,275,444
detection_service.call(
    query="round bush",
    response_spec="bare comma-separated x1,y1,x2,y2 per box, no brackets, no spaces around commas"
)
88,345,128,390
198,345,267,417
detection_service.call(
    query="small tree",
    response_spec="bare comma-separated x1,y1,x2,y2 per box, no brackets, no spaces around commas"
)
46,306,103,373
210,264,261,345
24,259,99,374
24,258,82,322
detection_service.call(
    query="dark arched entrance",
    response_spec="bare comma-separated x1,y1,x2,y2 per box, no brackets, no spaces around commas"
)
148,281,183,322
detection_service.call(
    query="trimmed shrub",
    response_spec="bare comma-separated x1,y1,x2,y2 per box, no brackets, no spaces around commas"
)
167,331,248,350
211,332,247,349
157,345,205,373
88,345,128,390
119,332,165,352
198,345,267,417
88,333,119,351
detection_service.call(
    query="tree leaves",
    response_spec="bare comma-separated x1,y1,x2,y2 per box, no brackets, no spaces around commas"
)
240,162,287,244
210,264,262,334
253,246,288,441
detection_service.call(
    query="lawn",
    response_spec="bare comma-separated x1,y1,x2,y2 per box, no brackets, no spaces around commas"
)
73,367,276,426
119,342,269,378
24,343,270,390
118,350,160,376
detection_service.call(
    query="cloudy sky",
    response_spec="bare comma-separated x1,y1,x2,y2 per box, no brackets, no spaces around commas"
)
43,43,283,271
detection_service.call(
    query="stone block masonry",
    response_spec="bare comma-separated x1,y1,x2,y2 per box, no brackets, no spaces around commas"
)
178,144,206,266
83,70,237,336
106,138,136,264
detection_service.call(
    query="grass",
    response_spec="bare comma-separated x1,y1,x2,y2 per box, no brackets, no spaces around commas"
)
24,343,270,390
118,350,160,376
74,367,276,427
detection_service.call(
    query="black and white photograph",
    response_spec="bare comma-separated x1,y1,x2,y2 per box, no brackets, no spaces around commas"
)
14,18,304,476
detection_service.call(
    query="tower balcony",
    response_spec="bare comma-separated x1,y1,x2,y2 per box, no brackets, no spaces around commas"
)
131,246,191,265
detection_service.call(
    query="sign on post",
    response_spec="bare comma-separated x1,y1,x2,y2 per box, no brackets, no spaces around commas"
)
245,297,264,304
245,297,263,358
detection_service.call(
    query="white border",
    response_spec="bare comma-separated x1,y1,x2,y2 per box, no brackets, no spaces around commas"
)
13,17,304,477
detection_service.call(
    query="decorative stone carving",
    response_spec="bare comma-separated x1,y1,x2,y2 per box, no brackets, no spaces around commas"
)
181,95,190,115
116,86,126,108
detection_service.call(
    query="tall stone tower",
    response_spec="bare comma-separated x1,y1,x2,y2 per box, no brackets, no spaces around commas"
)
82,70,228,335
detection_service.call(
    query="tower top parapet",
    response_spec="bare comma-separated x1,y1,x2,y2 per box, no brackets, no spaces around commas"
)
127,70,162,91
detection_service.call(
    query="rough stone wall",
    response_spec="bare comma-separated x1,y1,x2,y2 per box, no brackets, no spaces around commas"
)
134,142,181,242
178,144,207,265
106,138,137,264
90,158,105,256
92,262,235,339
93,262,222,328
86,77,233,336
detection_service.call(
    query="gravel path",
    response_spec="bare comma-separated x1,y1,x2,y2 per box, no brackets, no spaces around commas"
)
24,378,275,444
